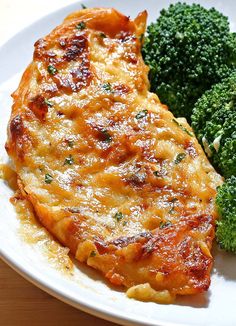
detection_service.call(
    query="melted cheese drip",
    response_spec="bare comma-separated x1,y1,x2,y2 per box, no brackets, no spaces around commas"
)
0,164,73,274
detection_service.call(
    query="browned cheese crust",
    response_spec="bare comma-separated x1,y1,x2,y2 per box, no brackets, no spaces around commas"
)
6,8,223,299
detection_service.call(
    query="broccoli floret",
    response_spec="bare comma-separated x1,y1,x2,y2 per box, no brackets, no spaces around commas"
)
142,2,236,120
191,72,236,178
216,176,236,253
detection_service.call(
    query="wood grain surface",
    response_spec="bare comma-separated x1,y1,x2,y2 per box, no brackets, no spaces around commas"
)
0,259,119,326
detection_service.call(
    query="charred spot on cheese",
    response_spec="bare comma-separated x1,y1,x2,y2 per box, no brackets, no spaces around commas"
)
70,64,91,88
8,114,29,160
63,33,88,62
93,238,110,255
33,38,47,60
97,128,112,143
10,115,24,140
28,95,48,121
110,232,153,249
48,33,92,93
125,172,146,188
35,32,92,94
113,84,130,96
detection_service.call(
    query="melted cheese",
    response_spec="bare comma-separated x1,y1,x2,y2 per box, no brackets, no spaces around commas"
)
5,8,223,302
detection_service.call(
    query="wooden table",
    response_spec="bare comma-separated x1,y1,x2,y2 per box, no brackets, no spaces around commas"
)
0,259,119,326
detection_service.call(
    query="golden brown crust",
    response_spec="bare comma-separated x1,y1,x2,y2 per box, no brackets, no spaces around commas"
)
6,7,222,299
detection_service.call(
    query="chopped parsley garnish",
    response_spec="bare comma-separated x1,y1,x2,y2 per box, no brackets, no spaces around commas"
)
47,65,57,75
172,119,193,136
168,198,178,214
101,83,113,93
153,170,161,177
100,32,107,38
101,129,112,143
168,207,175,214
159,221,172,229
81,4,87,9
114,212,124,222
68,140,74,148
122,221,128,226
64,154,74,165
45,173,53,184
90,251,96,257
135,110,148,119
76,21,86,30
44,99,53,107
174,152,186,164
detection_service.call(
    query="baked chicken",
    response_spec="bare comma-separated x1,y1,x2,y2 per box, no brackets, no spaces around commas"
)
6,8,222,303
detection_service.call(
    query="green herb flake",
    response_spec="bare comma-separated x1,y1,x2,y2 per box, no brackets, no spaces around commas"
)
90,251,96,257
122,221,128,226
47,65,57,75
64,154,74,165
168,198,178,214
76,21,86,30
101,83,112,93
135,110,148,120
44,99,53,107
168,207,175,214
172,119,193,136
101,129,112,143
81,4,87,9
153,170,161,177
174,152,186,164
100,32,107,38
45,173,53,184
68,140,74,148
114,212,124,222
159,221,172,229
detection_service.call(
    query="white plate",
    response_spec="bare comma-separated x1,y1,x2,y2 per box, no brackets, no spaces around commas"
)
0,1,236,325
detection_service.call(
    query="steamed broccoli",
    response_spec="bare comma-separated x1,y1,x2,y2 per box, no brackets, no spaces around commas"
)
191,72,236,178
216,176,236,253
142,2,236,120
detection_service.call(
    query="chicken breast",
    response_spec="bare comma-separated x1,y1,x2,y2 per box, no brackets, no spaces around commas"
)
6,8,222,302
